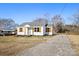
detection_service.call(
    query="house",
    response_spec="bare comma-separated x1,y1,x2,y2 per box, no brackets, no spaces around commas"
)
0,29,16,35
17,18,54,36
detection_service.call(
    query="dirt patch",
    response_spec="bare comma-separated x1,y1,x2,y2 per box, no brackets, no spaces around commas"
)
17,35,75,56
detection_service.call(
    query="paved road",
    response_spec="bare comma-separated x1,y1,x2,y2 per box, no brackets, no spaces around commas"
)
17,35,76,56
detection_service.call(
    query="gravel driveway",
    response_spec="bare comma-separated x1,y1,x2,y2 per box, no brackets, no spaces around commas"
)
17,35,76,56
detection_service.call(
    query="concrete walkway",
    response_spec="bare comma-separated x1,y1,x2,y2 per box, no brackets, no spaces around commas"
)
17,35,76,56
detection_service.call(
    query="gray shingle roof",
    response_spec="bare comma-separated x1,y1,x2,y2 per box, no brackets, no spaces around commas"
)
20,22,32,27
19,18,48,27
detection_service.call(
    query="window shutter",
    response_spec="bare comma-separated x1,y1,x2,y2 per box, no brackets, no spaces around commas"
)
32,27,34,32
49,28,51,32
39,27,41,32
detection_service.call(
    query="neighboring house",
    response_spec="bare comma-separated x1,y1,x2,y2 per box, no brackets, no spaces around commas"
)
0,29,16,35
17,19,54,36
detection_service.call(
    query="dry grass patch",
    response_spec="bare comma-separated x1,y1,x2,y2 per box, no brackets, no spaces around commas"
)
68,35,79,55
0,36,53,56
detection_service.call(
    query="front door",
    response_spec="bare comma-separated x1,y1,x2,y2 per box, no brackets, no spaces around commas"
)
27,27,32,35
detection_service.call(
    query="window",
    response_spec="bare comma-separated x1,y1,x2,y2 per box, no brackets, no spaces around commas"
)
34,27,40,32
34,28,37,32
46,28,50,32
19,28,23,32
37,28,39,32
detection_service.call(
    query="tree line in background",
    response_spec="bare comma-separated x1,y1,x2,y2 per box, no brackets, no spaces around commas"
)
0,19,18,30
0,11,79,34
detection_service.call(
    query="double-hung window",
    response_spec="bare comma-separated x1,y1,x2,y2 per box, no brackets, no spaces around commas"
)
34,27,40,32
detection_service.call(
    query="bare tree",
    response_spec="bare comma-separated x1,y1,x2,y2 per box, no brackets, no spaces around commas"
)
52,15,64,33
69,11,79,33
0,18,18,30
32,18,48,26
72,13,79,27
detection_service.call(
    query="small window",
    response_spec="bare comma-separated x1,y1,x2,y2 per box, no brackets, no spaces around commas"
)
37,28,39,32
34,28,37,32
46,28,50,32
34,27,40,32
19,28,23,32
